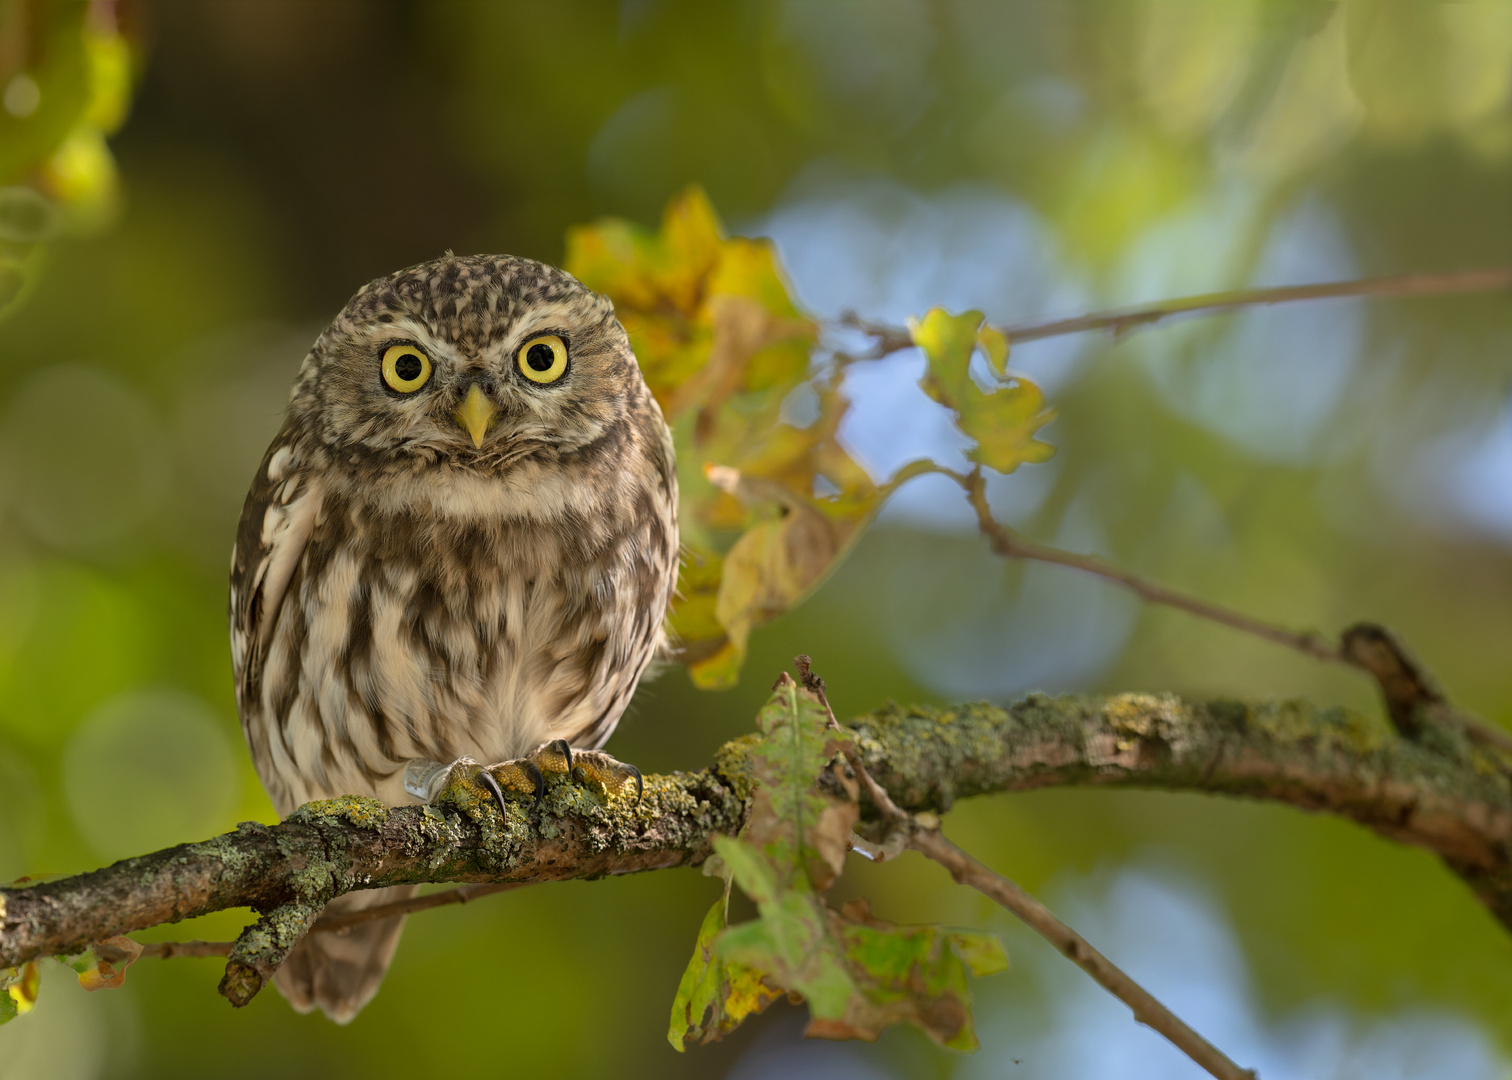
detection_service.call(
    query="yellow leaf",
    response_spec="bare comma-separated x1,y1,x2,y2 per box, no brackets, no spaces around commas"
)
4,960,41,1018
909,307,1057,474
567,188,882,688
977,324,1010,377
686,640,745,691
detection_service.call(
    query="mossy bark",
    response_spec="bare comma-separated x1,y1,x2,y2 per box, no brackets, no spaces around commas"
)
3,692,1510,997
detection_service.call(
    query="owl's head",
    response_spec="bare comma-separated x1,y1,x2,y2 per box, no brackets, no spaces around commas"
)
290,254,647,470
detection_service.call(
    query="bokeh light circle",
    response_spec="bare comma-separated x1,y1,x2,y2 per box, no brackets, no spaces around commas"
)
63,687,238,861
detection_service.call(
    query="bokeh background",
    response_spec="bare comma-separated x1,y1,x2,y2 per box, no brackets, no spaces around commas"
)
3,2,1512,1077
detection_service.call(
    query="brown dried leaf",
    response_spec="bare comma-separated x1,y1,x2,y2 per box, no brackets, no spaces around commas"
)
75,936,142,991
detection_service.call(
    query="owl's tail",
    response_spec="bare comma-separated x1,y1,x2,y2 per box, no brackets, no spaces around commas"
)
272,884,417,1024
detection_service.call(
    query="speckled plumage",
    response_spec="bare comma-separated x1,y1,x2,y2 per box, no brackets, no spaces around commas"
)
229,254,678,1021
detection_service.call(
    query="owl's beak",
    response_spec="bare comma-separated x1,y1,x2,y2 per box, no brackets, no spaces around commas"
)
453,384,498,449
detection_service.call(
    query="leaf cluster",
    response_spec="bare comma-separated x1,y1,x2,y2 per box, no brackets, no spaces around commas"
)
1,934,140,1025
667,676,1006,1052
568,189,1058,688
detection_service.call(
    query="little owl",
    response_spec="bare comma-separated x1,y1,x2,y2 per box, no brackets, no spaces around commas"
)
230,254,678,1022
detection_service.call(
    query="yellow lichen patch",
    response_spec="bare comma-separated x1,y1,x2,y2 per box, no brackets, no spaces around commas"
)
1471,746,1512,777
713,734,762,802
1104,693,1189,745
288,795,390,829
1327,707,1388,756
1247,699,1325,744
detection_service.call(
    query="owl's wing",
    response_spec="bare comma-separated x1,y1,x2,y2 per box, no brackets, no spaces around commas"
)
229,429,322,724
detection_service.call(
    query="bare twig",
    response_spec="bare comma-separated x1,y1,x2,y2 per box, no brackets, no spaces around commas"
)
909,825,1256,1080
795,656,1257,1080
310,881,528,933
793,654,909,823
138,881,530,961
951,466,1341,662
932,466,1512,756
843,266,1512,355
137,885,532,962
139,940,233,959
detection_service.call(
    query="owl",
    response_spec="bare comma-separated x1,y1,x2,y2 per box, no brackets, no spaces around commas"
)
229,254,679,1023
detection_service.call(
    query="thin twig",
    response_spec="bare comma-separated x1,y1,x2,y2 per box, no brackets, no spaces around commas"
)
140,940,232,958
908,825,1256,1080
843,266,1512,355
793,656,1256,1080
950,466,1341,662
934,466,1512,755
138,882,531,958
310,881,528,933
794,655,913,824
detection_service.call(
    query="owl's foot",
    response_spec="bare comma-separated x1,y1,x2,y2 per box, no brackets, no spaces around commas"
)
403,756,545,820
502,739,642,802
402,741,642,822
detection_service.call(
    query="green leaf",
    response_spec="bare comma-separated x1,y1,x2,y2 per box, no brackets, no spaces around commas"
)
742,676,857,890
667,891,784,1051
815,900,1001,1050
909,307,1057,474
978,324,1011,377
713,834,781,907
716,889,856,1018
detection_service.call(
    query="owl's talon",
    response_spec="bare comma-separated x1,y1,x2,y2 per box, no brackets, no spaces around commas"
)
568,750,644,802
478,770,507,819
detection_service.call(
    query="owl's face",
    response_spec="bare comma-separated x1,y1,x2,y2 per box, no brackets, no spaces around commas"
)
289,255,643,472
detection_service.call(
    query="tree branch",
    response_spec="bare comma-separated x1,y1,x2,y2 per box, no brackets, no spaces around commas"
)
843,266,1512,354
927,464,1512,758
797,656,1254,1080
5,692,1512,1002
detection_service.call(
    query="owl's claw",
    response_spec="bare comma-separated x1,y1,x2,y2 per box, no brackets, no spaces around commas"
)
485,757,546,802
568,750,643,802
477,769,507,820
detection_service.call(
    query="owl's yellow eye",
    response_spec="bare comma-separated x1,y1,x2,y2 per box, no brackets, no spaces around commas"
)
382,344,432,393
516,334,568,385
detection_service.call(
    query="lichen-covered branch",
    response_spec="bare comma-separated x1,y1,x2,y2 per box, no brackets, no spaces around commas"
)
849,695,1512,927
4,692,1512,1000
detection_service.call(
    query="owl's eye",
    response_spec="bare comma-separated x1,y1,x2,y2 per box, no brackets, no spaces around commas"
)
516,334,568,385
382,344,432,393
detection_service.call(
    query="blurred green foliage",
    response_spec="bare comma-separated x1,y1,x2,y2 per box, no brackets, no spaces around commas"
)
0,0,135,313
2,2,1512,1078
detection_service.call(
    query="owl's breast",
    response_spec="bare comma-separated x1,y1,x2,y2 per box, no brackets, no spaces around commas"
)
254,470,676,811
